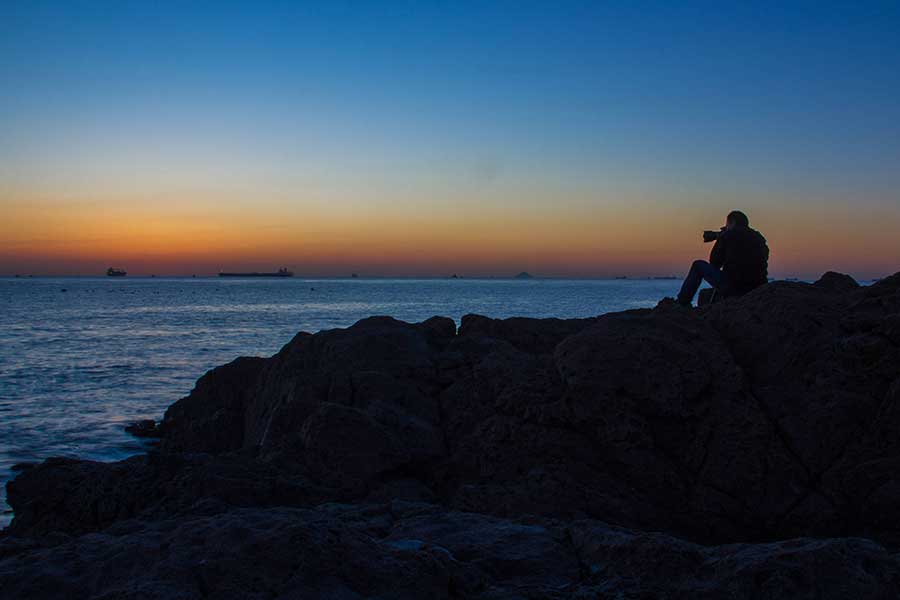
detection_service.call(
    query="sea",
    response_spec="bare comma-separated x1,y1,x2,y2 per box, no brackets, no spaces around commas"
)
0,275,683,527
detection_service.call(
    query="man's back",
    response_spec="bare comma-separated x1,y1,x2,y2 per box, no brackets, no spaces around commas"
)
710,226,769,295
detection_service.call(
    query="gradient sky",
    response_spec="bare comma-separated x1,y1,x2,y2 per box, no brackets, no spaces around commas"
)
2,1,899,278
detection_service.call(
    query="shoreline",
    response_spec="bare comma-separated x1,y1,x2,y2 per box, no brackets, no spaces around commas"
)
3,270,900,598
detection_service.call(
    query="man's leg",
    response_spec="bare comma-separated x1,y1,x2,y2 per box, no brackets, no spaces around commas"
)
677,260,723,306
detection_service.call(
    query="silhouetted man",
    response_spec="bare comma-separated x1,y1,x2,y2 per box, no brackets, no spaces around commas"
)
676,210,769,306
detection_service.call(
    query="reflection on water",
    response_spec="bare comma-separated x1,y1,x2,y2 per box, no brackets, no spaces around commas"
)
0,276,682,526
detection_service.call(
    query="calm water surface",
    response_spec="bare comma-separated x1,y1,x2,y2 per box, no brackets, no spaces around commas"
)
0,276,682,526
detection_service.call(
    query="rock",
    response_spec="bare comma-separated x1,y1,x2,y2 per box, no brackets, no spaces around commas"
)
4,453,339,538
1,504,897,599
814,271,860,292
9,463,37,472
3,271,900,597
124,419,161,438
161,356,267,453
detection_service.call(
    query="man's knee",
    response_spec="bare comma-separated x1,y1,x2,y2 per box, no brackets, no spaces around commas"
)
691,259,709,271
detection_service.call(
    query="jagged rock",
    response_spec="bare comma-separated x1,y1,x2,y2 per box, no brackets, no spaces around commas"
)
124,419,162,438
161,356,267,453
814,271,860,292
3,272,900,598
1,503,897,599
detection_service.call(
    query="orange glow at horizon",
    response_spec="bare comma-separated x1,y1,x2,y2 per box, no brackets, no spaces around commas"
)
3,192,899,280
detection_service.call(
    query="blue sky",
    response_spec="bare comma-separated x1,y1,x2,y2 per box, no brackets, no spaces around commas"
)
2,1,899,277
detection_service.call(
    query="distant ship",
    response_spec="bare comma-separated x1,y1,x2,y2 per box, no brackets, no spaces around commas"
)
106,267,127,277
218,268,293,278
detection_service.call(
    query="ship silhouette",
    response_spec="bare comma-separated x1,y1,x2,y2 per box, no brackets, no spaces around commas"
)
106,267,127,277
218,267,293,278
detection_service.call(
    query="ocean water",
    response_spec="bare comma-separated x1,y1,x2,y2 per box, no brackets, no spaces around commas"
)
0,276,682,526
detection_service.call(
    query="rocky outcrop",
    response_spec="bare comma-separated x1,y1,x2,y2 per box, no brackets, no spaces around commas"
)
2,502,898,599
3,272,900,598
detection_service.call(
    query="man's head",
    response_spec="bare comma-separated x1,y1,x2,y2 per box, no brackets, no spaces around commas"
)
725,210,749,230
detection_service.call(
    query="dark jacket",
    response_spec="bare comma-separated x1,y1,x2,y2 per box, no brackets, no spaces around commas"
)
710,226,769,296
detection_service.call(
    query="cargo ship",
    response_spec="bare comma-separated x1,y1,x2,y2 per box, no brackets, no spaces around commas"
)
218,267,293,278
106,267,127,277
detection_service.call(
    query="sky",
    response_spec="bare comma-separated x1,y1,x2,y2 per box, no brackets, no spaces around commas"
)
1,1,899,279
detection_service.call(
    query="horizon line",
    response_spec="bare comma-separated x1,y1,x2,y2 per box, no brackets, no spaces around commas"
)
0,273,887,282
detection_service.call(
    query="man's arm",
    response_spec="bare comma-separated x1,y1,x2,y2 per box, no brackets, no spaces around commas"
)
709,233,727,269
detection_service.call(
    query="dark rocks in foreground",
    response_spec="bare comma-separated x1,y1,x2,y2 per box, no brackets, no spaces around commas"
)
3,272,900,599
2,503,897,599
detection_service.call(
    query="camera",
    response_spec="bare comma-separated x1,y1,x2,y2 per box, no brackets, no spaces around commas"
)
703,229,724,243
